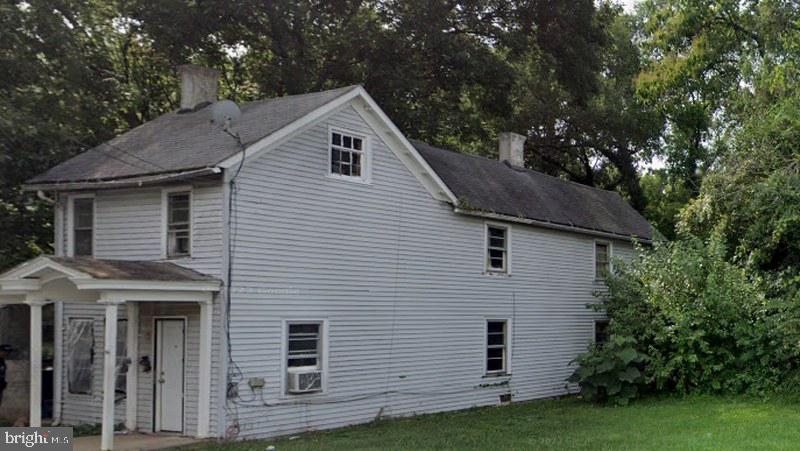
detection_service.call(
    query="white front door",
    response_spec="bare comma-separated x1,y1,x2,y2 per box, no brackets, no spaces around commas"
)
155,319,185,433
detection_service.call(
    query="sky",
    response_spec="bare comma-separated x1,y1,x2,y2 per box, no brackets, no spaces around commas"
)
618,0,641,13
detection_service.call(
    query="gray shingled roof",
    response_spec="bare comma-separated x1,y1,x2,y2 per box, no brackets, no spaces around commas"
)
27,86,359,184
412,140,653,241
50,257,218,282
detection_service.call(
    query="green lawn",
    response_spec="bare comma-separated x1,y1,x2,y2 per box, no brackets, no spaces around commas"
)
195,396,800,450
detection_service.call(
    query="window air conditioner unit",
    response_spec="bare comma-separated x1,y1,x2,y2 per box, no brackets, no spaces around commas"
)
287,368,322,394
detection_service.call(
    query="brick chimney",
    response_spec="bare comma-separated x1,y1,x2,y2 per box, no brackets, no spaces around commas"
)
177,65,219,111
498,132,526,167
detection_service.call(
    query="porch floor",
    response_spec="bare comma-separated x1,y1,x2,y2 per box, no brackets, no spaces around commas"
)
73,433,203,451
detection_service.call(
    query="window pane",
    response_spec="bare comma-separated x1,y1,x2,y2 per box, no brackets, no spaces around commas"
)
288,338,318,353
290,323,319,334
74,230,92,256
487,347,504,359
68,319,94,394
343,135,352,148
487,358,504,372
288,357,318,367
288,323,321,369
488,333,505,346
488,321,504,333
332,133,341,146
74,199,93,228
353,138,362,150
352,153,361,177
489,227,505,239
331,148,341,173
489,237,505,248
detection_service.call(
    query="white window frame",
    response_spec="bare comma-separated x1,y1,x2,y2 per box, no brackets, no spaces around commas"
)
66,193,96,257
484,222,511,275
161,186,193,259
327,126,371,183
484,318,511,376
594,240,613,281
280,319,329,396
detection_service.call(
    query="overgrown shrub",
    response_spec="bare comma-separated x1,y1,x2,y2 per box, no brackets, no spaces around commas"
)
570,236,800,403
568,336,647,405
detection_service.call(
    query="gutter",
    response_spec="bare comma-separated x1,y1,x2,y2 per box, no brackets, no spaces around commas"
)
453,208,652,244
22,167,221,192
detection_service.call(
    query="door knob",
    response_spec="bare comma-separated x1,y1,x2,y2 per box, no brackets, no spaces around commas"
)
158,377,166,384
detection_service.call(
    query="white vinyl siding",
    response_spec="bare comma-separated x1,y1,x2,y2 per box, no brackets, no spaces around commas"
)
58,183,224,435
225,104,638,440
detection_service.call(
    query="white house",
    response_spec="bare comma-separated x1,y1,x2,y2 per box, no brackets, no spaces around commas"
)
0,65,652,450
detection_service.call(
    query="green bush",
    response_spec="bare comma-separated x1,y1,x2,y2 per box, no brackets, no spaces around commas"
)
570,236,800,403
568,336,647,405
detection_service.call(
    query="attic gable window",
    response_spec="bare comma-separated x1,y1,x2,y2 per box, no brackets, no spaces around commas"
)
330,130,365,179
486,224,509,273
166,191,191,258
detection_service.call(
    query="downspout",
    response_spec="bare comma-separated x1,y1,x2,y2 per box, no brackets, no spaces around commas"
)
36,190,55,205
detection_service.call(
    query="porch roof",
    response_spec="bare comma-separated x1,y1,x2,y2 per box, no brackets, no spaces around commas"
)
46,257,218,282
0,255,221,303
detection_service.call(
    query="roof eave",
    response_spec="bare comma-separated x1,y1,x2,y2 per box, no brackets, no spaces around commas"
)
453,207,653,244
23,167,222,192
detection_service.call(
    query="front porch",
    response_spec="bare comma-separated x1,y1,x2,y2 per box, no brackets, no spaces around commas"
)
0,256,221,450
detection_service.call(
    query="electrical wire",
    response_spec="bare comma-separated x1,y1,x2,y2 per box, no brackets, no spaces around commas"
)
223,127,246,440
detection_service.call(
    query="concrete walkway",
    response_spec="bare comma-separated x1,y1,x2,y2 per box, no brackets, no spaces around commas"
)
74,433,203,451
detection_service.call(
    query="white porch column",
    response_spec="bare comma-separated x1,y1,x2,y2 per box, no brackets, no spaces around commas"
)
53,301,63,424
101,300,122,451
197,299,213,438
26,300,46,427
125,302,139,431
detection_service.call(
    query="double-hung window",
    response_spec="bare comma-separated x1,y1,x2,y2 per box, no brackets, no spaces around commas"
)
71,197,94,256
286,321,324,394
330,130,365,179
166,191,191,258
486,320,508,374
67,318,94,394
595,242,611,280
486,224,509,273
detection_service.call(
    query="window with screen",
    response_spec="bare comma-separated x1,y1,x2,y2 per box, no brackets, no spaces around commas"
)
486,320,508,374
167,192,191,257
72,198,93,256
486,225,508,273
595,242,611,279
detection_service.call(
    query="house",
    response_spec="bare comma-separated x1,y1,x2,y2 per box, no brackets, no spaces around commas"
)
0,65,652,450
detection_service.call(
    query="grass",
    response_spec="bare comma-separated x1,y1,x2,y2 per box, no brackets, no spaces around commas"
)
193,396,800,451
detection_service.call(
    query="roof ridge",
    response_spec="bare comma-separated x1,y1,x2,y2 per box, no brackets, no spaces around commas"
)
411,139,621,198
239,85,361,108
